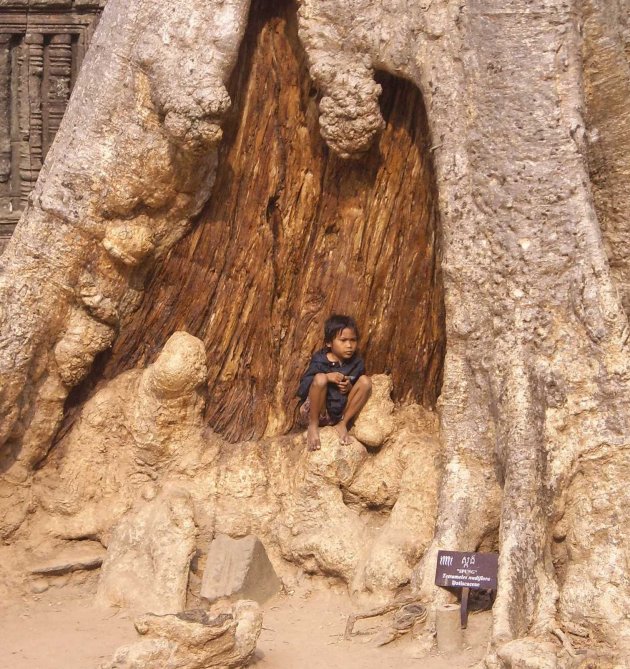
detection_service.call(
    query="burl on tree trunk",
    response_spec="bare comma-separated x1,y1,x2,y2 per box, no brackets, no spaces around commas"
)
0,0,629,666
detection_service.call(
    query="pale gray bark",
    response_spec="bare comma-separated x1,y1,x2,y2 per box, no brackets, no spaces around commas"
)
298,0,630,659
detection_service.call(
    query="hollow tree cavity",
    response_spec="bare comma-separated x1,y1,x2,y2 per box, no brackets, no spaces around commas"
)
100,0,445,442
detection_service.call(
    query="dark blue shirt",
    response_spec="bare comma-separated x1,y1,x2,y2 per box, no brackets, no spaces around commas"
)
297,348,366,421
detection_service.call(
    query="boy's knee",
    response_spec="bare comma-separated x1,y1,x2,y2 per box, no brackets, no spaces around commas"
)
357,375,372,391
312,373,328,389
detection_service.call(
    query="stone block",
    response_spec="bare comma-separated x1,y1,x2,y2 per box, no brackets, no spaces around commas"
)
201,534,280,605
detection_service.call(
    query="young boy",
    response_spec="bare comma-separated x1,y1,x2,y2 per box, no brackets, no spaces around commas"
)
297,314,372,451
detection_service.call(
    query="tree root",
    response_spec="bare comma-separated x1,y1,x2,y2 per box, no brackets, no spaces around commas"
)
344,597,427,646
552,627,577,659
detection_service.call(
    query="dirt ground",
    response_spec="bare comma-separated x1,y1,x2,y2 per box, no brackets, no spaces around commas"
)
0,579,492,669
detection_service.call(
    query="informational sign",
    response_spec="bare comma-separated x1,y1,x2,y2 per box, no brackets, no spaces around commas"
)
434,550,498,590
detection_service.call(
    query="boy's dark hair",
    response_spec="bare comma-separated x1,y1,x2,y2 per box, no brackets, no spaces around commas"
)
324,314,359,343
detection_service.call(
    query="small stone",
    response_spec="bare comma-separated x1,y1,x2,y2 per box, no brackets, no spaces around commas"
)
31,578,49,594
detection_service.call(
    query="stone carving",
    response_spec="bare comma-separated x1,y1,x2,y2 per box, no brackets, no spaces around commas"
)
0,34,11,182
46,34,73,152
19,33,44,207
0,2,103,250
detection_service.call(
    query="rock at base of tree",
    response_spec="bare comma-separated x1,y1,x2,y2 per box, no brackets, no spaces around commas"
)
96,486,196,614
201,534,281,605
28,541,106,576
101,600,262,669
30,578,49,594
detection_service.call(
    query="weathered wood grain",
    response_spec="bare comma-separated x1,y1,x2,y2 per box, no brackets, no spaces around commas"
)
98,0,444,442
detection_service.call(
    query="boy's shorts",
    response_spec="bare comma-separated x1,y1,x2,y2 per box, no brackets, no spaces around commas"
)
298,398,337,427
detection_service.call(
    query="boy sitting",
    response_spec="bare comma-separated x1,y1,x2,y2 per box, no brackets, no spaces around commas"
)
297,314,372,451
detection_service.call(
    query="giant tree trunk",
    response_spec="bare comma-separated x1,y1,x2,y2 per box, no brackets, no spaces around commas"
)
0,0,629,666
96,2,445,442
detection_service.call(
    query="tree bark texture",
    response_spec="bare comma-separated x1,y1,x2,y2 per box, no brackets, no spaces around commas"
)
98,1,445,442
580,0,630,315
0,0,251,471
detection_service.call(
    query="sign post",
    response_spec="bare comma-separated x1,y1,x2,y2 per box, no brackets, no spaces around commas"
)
434,550,498,629
460,586,470,628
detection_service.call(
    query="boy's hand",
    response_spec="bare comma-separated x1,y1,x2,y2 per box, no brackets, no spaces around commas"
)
326,372,345,385
338,377,352,394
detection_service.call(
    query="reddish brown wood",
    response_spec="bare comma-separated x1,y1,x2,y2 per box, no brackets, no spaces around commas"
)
100,0,445,442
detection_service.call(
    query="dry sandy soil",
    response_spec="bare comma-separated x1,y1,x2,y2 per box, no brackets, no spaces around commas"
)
0,578,491,669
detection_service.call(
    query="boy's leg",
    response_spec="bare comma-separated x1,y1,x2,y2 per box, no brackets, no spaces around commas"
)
307,373,328,451
335,376,372,444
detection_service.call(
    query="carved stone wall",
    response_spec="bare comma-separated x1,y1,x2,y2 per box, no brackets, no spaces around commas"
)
0,2,104,251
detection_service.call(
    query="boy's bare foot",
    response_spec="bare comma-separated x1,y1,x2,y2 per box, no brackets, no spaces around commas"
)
335,423,350,445
307,424,321,451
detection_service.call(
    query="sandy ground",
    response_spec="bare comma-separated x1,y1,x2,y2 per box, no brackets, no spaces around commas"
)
0,581,491,669
253,591,491,669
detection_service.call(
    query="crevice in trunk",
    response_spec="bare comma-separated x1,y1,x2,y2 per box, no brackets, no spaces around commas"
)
580,0,630,316
72,0,445,443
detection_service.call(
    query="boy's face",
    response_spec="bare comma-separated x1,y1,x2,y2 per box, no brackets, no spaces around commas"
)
328,327,358,361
